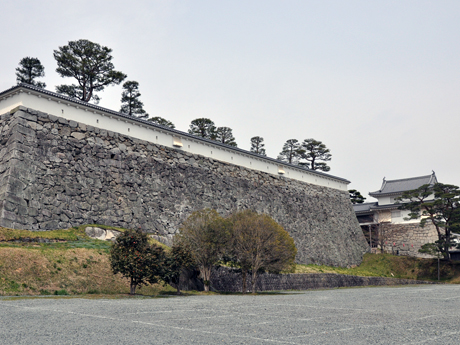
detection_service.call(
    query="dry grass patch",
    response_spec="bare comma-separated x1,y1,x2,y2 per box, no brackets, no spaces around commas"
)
0,247,172,296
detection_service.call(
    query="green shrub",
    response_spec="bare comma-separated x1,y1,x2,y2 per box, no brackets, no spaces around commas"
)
54,289,69,295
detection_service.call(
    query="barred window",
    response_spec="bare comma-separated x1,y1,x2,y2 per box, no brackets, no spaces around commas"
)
391,210,401,218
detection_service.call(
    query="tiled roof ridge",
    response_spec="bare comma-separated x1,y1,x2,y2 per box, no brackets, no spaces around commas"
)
383,174,434,183
369,172,436,196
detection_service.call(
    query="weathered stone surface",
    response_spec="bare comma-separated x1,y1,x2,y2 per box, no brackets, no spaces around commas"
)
0,108,368,266
378,222,439,258
85,226,106,240
71,132,85,140
84,226,121,241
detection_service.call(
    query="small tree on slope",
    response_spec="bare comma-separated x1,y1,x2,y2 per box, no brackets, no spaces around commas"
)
110,229,165,295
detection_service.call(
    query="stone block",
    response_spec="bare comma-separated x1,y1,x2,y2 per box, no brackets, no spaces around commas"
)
3,201,17,212
71,132,86,140
16,125,36,137
0,218,14,228
28,122,43,131
60,127,71,136
41,220,59,229
17,205,28,215
1,210,17,222
41,209,52,218
48,115,58,122
28,208,39,217
18,112,37,122
6,177,26,195
4,193,27,206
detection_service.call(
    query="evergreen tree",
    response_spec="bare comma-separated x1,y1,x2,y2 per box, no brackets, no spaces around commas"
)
188,118,216,139
299,138,331,171
349,189,366,204
148,116,175,129
215,127,237,146
110,229,166,295
120,81,148,119
15,57,46,88
398,183,460,260
250,136,266,156
278,139,301,164
54,39,126,103
162,242,195,294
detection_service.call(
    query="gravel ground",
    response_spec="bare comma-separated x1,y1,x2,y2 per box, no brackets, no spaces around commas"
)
1,285,460,345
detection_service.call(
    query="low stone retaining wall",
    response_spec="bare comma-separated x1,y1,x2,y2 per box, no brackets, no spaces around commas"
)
209,267,435,292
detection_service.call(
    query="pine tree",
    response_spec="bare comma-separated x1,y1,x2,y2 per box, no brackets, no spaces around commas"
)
349,189,366,204
148,116,175,129
250,136,266,156
398,183,460,260
15,57,46,88
188,118,216,139
299,138,331,171
54,39,126,103
120,81,148,119
278,139,301,164
215,127,237,146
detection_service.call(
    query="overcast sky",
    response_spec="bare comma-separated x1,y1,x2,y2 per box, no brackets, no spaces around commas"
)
2,0,460,201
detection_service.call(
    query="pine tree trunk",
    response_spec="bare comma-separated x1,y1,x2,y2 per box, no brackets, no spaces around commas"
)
242,269,247,294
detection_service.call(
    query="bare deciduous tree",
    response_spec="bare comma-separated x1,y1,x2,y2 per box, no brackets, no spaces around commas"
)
229,210,297,293
176,209,230,292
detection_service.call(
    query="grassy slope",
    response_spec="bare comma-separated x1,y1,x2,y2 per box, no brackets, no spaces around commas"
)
0,225,172,296
296,253,460,283
1,226,459,296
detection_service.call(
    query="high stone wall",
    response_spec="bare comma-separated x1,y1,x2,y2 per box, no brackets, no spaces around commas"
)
0,107,368,267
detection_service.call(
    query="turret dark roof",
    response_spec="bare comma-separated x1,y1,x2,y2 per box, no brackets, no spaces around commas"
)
369,172,437,197
352,202,378,214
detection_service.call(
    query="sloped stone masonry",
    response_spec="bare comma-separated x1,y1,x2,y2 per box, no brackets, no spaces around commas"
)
0,107,368,266
379,222,439,257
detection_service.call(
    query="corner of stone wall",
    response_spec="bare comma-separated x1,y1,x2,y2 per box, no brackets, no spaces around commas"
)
0,108,39,229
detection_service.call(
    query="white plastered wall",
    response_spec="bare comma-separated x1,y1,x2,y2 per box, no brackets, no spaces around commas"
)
0,89,349,190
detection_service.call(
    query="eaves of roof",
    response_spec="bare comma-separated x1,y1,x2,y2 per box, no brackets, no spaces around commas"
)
370,204,403,211
355,210,375,215
0,83,350,184
368,191,403,197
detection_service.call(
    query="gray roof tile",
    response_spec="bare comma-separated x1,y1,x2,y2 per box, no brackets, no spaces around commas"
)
353,202,378,213
369,172,437,197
